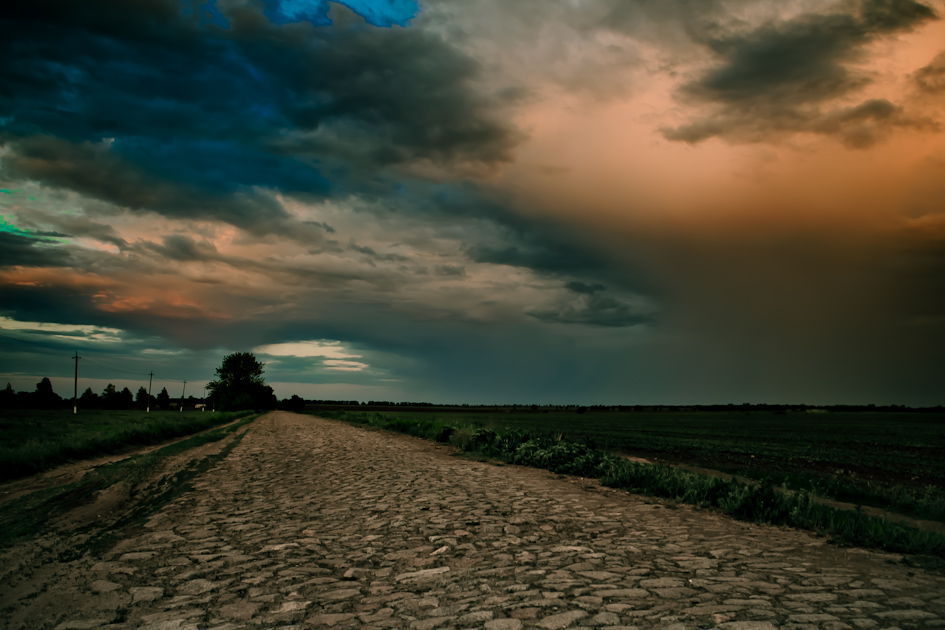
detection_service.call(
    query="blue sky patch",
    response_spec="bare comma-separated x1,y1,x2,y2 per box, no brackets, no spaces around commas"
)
271,0,419,27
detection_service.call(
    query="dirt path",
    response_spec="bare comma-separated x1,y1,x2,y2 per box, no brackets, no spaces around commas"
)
0,415,252,508
2,411,943,630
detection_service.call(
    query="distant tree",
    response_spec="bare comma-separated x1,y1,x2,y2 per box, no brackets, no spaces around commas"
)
35,377,62,409
207,352,277,411
156,387,171,409
278,394,305,413
118,387,134,409
101,383,119,409
135,387,150,409
0,383,15,409
79,387,99,408
16,390,33,407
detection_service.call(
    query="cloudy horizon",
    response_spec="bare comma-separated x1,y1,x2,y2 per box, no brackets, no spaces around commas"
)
2,0,944,406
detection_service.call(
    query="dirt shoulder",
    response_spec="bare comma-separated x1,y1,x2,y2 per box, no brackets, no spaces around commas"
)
0,416,258,609
0,415,252,509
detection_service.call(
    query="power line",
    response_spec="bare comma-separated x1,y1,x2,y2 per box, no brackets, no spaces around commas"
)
80,355,152,377
0,329,206,403
0,331,66,356
0,331,149,376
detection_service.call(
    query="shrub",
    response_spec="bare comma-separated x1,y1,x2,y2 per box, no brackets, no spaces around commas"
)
465,428,500,454
432,424,454,443
448,427,476,450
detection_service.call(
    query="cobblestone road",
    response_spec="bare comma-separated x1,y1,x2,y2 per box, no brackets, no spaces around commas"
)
10,412,945,630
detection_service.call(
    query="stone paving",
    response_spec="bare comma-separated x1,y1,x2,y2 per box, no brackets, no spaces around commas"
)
7,411,945,630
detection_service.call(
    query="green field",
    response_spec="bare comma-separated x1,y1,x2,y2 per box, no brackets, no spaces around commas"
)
354,409,945,521
0,409,250,482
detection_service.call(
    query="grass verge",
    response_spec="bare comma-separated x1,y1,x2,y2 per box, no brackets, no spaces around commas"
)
0,410,251,482
343,408,945,523
0,413,261,551
316,411,945,564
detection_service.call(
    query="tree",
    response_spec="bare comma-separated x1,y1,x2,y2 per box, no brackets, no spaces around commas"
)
102,383,119,409
208,352,277,411
156,387,171,409
0,383,13,409
35,377,62,409
135,386,152,409
79,387,99,408
118,387,134,409
278,394,305,413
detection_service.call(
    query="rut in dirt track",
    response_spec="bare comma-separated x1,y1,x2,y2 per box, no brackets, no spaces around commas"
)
3,410,944,630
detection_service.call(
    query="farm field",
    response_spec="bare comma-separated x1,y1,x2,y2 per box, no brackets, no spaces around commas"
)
0,409,249,482
350,409,945,521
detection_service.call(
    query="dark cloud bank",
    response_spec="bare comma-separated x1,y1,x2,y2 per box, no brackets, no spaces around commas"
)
0,0,516,229
662,0,940,146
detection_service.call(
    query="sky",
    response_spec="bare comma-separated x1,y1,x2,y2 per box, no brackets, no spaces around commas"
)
1,0,944,406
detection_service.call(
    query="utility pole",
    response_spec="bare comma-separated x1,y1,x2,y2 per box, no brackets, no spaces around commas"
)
73,351,81,414
180,380,186,412
147,371,154,413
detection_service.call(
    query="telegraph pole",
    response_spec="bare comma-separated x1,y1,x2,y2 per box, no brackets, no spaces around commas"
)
180,380,186,412
147,371,154,413
73,351,80,414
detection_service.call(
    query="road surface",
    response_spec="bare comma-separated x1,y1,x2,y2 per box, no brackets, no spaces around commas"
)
2,411,943,630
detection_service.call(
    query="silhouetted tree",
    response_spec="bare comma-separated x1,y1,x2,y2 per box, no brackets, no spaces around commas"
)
118,387,134,409
135,387,150,409
278,394,305,413
101,383,119,409
79,387,99,408
35,377,62,409
156,387,171,409
207,352,277,411
0,383,15,409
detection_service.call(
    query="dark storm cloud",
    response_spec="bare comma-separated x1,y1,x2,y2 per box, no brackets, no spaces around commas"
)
0,135,307,235
466,238,634,287
0,283,119,329
0,0,519,232
347,243,407,262
428,183,632,284
528,282,654,328
38,213,129,250
144,234,220,262
433,264,466,277
914,51,945,94
566,281,606,295
0,232,73,268
662,0,939,146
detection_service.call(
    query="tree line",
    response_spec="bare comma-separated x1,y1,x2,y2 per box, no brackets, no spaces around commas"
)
0,378,200,411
